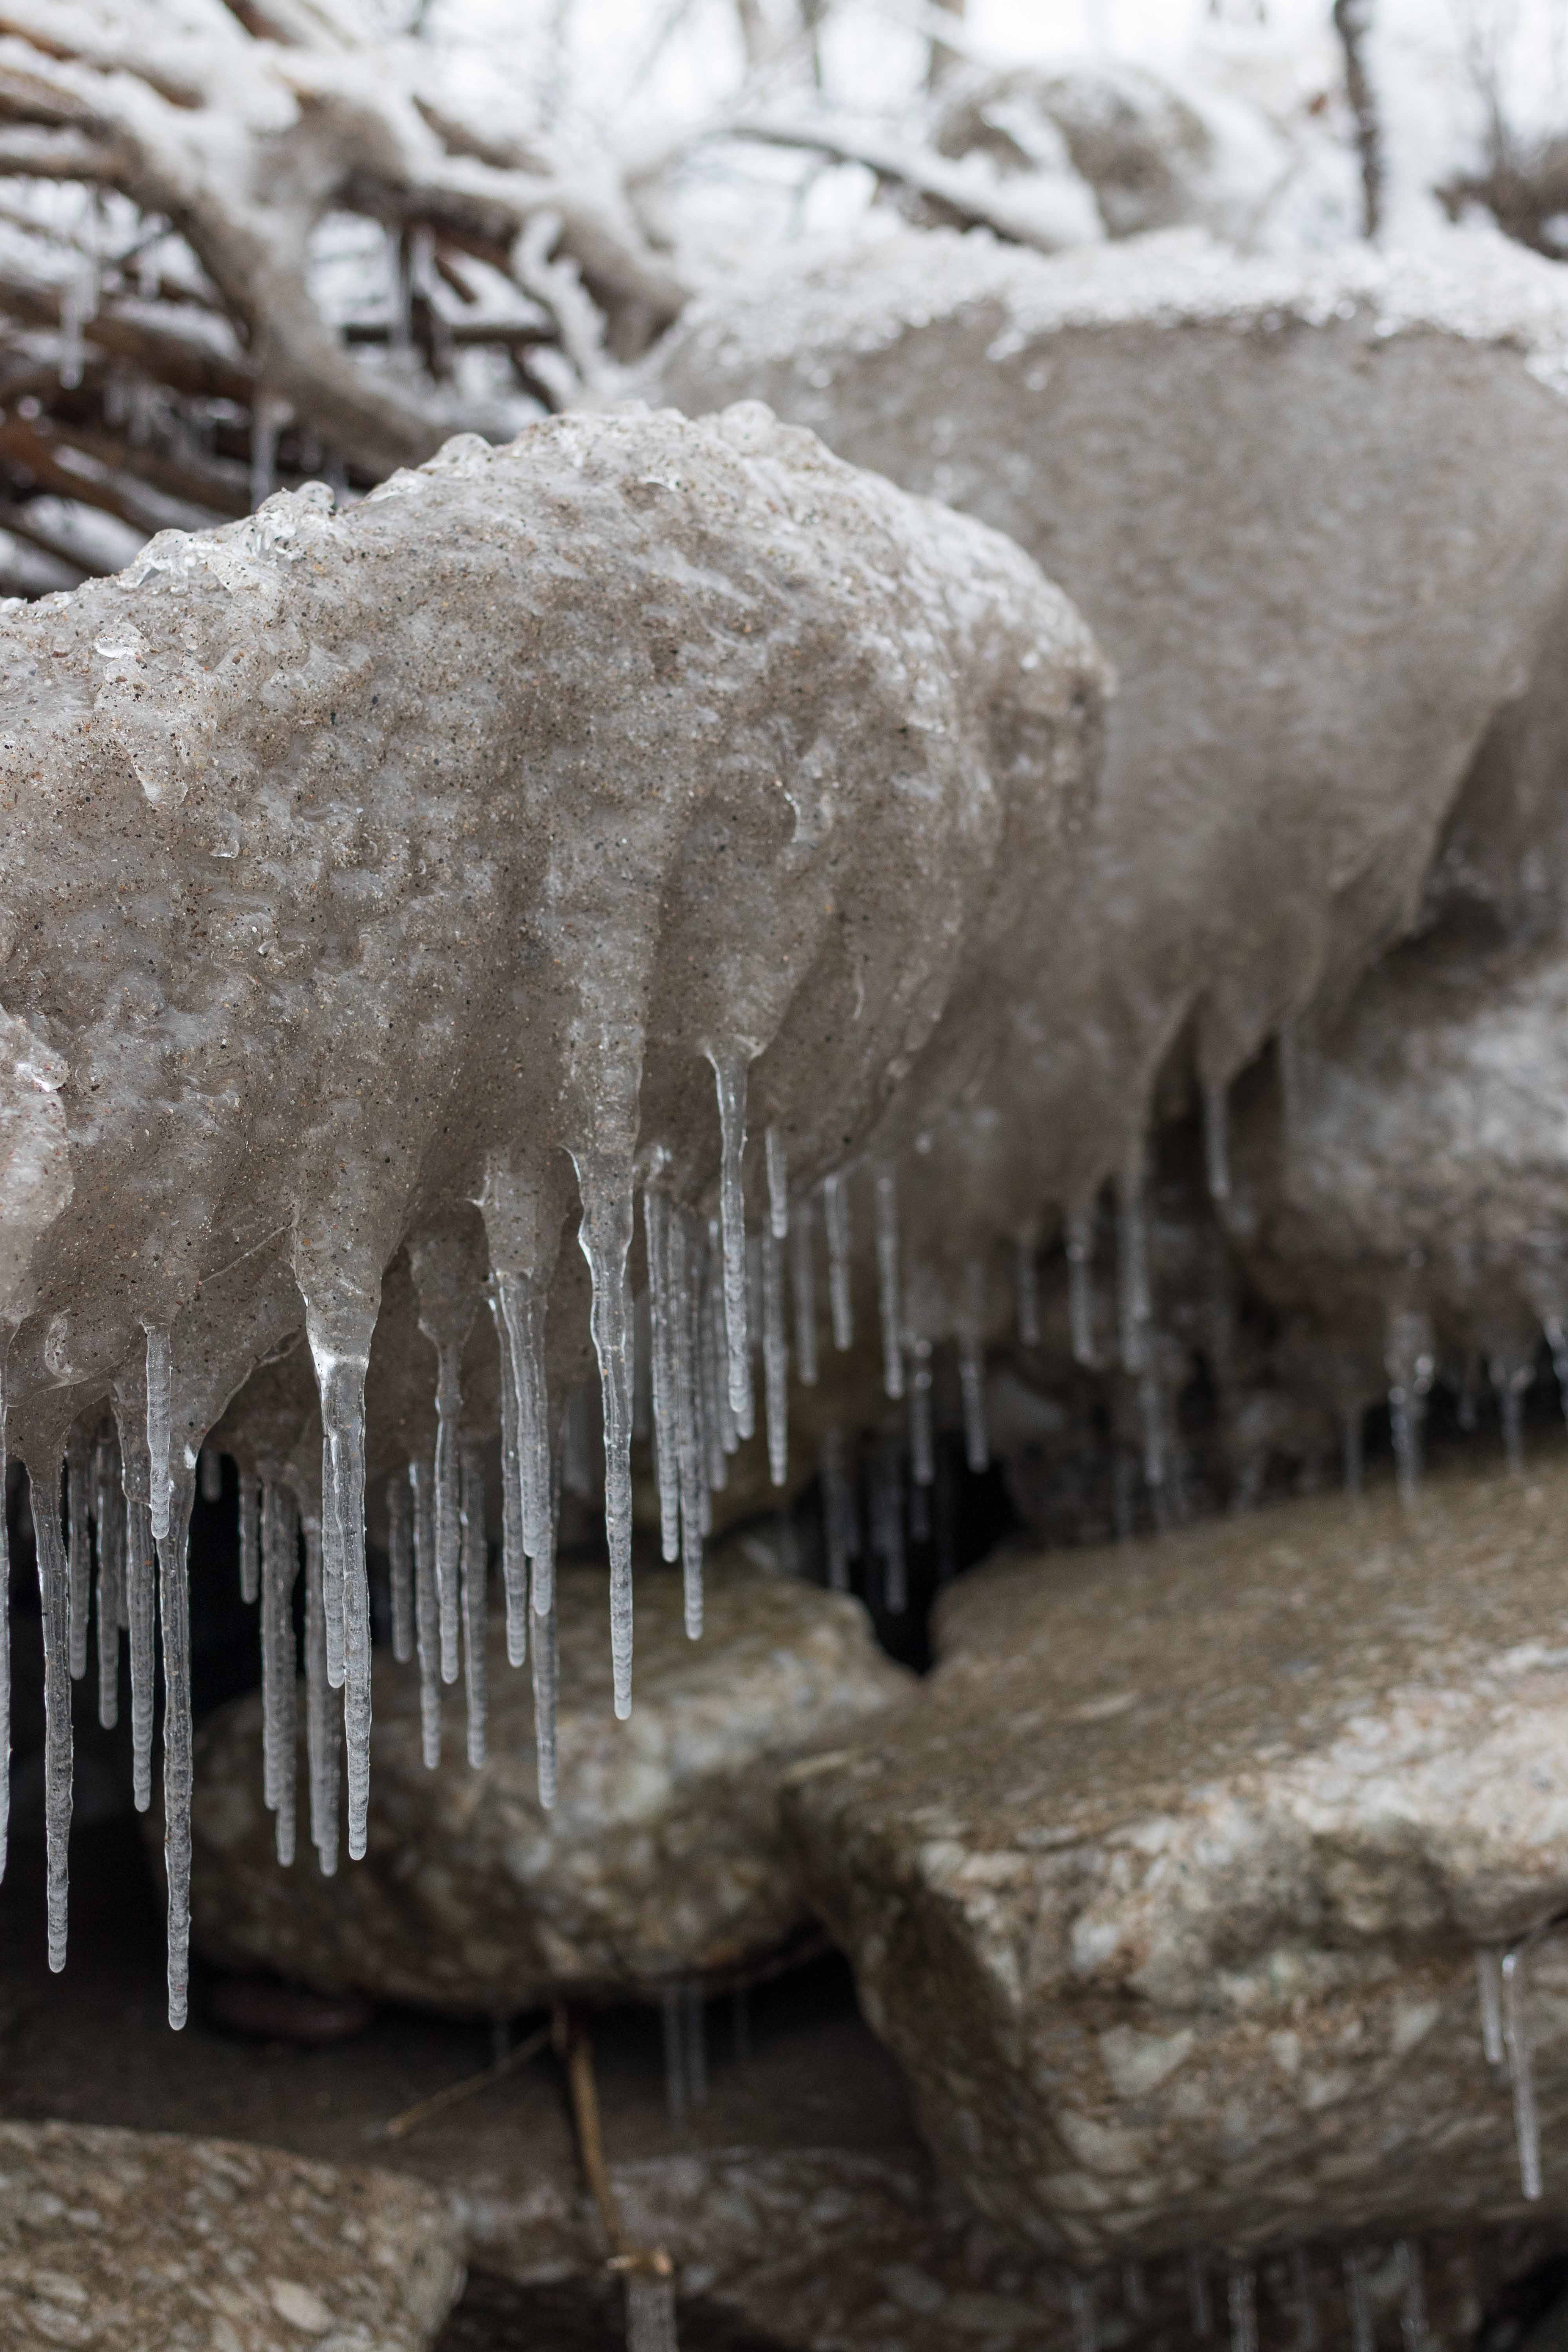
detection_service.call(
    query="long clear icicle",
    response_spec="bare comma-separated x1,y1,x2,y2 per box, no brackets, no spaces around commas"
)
487,1290,526,1666
260,1479,298,1867
765,1127,788,1241
34,1463,72,1971
460,1442,487,1768
762,1223,789,1489
644,1188,681,1564
305,1312,374,1860
576,1163,636,1719
93,1428,123,1731
144,1322,174,1543
495,1270,554,1619
303,1509,339,1875
532,1416,563,1809
709,1049,754,1438
1503,1940,1543,2198
66,1424,92,1682
702,1223,733,1478
126,1482,156,1813
1066,1201,1098,1368
238,1467,260,1606
411,1457,441,1769
791,1195,819,1387
159,1471,196,2028
824,1172,853,1350
433,1334,464,1686
387,1472,414,1665
874,1167,904,1401
670,1209,705,1633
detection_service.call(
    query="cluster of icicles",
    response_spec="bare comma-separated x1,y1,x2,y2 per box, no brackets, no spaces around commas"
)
1065,2235,1432,2352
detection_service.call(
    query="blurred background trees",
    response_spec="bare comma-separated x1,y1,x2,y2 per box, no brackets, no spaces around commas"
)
1,0,1565,597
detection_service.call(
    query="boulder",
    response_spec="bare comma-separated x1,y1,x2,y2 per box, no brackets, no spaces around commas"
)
782,1457,1568,2264
186,1556,912,2013
650,226,1568,1216
0,2118,464,2350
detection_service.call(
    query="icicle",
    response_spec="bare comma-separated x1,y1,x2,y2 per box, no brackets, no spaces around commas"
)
144,1322,173,1543
1291,2249,1318,2352
762,1223,789,1489
708,1049,754,1438
821,1427,853,1593
126,1486,156,1813
1399,2241,1428,2352
260,1480,298,1867
199,1447,223,1506
873,1167,904,1401
1015,1234,1042,1347
1490,1348,1532,1475
0,1327,11,1879
1203,1073,1231,1205
661,1987,687,2125
1342,1405,1365,1497
958,1259,989,1474
460,1442,488,1769
486,1292,526,1666
303,1508,339,1876
34,1464,72,1972
1228,2266,1258,2352
701,1225,735,1472
908,1469,931,1544
909,1337,935,1486
532,1419,563,1811
494,1269,553,1615
1503,1940,1543,2199
158,1470,196,2028
238,1468,260,1606
411,1242,475,1692
873,1434,906,1614
765,1127,789,1242
411,1457,441,1770
1069,2277,1097,2352
303,1302,374,1861
790,1196,820,1387
575,1162,637,1719
1342,2252,1373,2352
1066,1200,1098,1368
93,1428,123,1731
644,1188,681,1564
669,1209,705,1625
1115,1147,1152,1374
1384,1307,1435,1511
824,1172,854,1350
66,1425,92,1681
387,1472,414,1666
1477,1947,1505,2067
1187,2252,1212,2339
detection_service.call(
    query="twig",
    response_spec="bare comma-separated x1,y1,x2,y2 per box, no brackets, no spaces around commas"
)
379,2021,549,2141
555,2004,675,2286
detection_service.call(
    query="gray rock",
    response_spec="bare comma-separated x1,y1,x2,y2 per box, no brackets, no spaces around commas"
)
782,1461,1568,2263
0,2118,464,2350
187,1557,911,2012
650,227,1568,1223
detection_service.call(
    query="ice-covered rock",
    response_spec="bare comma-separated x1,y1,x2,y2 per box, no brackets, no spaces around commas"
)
649,226,1568,1258
0,2118,465,2350
783,1459,1568,2264
0,403,1103,2017
185,1550,911,2013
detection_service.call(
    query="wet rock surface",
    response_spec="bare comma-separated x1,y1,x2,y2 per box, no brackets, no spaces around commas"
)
0,2117,465,2350
783,1454,1568,2265
184,1556,912,2011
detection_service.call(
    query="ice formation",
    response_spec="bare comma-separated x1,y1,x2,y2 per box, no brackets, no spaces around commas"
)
0,403,1104,2021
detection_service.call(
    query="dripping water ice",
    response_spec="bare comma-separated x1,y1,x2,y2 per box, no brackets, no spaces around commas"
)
575,1159,637,1719
824,1172,853,1351
708,1049,754,1440
874,1167,904,1401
